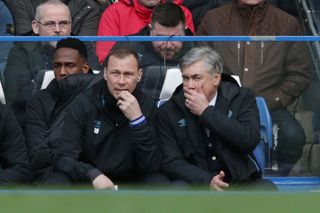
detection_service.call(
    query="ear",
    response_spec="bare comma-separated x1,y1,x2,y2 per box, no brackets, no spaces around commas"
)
103,67,108,81
82,63,90,73
138,68,143,82
213,73,221,86
148,23,153,34
32,20,40,35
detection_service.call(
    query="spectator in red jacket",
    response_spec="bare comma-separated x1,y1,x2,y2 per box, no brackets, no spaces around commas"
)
96,0,194,63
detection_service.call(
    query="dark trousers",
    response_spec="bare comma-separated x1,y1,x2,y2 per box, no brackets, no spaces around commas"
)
271,108,306,175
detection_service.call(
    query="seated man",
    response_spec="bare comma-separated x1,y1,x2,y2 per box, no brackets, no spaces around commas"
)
10,0,101,36
0,103,29,184
55,46,162,189
113,3,195,100
96,0,194,63
4,0,99,123
25,37,93,182
196,0,311,175
157,47,276,191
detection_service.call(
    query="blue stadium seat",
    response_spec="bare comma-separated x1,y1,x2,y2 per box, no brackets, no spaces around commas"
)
254,96,273,173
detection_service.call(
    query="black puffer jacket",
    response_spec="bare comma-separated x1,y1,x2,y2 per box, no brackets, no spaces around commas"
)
25,73,94,181
157,74,262,184
0,103,29,184
55,78,162,183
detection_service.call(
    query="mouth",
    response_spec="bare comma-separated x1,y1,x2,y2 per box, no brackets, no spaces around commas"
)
114,88,128,93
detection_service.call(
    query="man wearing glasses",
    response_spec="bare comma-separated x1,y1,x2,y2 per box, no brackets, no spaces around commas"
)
4,0,98,125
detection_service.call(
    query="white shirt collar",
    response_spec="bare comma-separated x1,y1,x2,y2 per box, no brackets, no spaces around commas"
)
208,92,218,107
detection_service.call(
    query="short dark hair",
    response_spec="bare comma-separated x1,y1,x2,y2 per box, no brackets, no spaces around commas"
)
103,46,139,68
151,3,185,28
56,37,87,60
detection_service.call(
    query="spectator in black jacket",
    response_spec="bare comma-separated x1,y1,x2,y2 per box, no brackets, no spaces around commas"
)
157,46,276,191
25,38,93,183
0,103,29,184
55,46,162,189
8,0,101,36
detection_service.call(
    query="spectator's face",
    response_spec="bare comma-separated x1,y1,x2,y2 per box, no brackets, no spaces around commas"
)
32,4,71,36
53,47,89,80
182,60,221,101
150,22,185,60
139,0,161,8
104,55,142,99
238,0,264,5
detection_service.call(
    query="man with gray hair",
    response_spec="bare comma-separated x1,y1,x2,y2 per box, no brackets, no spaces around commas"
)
157,46,276,191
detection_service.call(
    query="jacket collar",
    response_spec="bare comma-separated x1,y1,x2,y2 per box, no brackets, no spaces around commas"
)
234,0,268,35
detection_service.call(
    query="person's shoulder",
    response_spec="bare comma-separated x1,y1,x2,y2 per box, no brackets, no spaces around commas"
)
203,3,232,18
268,4,297,19
10,42,38,52
27,88,53,110
102,0,131,13
268,4,301,28
68,0,99,7
238,86,256,100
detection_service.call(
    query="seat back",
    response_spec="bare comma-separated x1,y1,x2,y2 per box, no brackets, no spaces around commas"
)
40,70,55,89
254,96,273,173
159,68,182,100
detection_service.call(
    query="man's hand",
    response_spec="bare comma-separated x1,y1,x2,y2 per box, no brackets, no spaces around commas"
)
92,174,115,190
210,171,229,191
184,87,209,116
117,91,142,120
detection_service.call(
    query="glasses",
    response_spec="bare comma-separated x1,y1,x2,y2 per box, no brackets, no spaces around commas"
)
35,20,71,30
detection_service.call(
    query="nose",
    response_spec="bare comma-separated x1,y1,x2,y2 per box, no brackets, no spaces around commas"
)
187,79,196,89
53,23,62,32
59,65,68,78
166,41,175,49
117,74,126,85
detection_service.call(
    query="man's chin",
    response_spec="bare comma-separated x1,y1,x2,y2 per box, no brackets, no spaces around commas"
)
161,53,175,61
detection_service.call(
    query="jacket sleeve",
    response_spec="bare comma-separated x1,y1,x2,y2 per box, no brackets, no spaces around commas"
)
54,96,97,182
200,89,260,154
70,0,101,36
4,43,34,104
0,104,29,184
180,5,195,34
269,31,311,109
10,0,34,35
157,108,214,184
131,110,162,173
24,93,52,171
96,6,120,63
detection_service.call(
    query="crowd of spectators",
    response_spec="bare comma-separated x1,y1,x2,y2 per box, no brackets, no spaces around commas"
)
0,0,314,190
